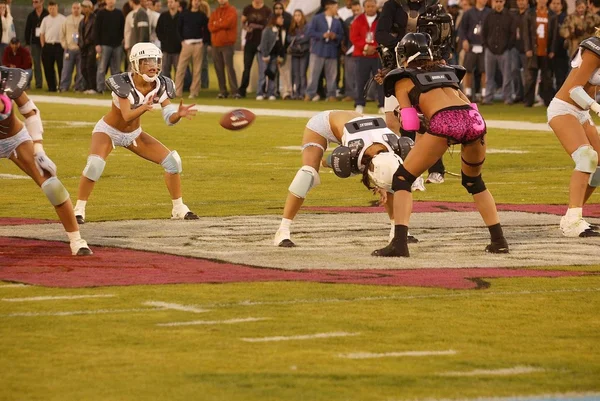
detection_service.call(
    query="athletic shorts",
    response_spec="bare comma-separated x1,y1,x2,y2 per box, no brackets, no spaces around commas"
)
463,51,485,74
305,111,341,145
547,97,593,126
0,127,32,159
428,105,486,145
93,118,142,148
384,95,399,113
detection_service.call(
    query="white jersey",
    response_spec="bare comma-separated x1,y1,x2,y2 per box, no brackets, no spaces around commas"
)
341,116,398,171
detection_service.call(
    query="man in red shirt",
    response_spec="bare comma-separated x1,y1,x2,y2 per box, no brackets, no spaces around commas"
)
208,0,239,98
2,38,33,88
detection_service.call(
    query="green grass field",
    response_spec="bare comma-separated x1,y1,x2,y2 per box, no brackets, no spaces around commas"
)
1,94,599,401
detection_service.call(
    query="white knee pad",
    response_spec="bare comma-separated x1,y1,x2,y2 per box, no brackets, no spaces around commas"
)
41,176,70,206
161,150,182,174
288,165,320,198
589,167,600,187
571,145,598,174
83,154,106,181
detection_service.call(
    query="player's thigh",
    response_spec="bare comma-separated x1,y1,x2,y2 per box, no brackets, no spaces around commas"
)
583,121,600,153
402,133,447,176
549,114,589,155
10,140,46,186
89,132,114,159
300,128,327,170
461,136,487,176
127,132,170,165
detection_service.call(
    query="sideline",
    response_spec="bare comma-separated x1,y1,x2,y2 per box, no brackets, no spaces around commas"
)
31,95,558,132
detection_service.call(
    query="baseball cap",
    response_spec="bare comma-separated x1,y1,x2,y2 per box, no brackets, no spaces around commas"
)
447,0,459,6
81,0,93,7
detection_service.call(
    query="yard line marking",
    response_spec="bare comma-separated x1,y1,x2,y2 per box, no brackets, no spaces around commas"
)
0,174,30,180
1,294,115,302
1,308,163,317
241,331,359,343
157,317,270,327
143,301,209,313
0,284,29,288
339,350,457,359
438,366,545,377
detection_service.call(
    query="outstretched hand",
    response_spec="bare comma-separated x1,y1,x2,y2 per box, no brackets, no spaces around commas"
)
178,100,197,120
372,187,388,206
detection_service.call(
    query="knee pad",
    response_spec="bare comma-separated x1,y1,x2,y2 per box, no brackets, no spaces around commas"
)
289,165,320,198
589,167,600,187
41,176,70,206
572,145,598,174
391,164,417,192
161,150,182,174
82,154,106,181
462,172,487,195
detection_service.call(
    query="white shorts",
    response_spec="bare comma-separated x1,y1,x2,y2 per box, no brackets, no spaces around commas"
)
305,111,340,145
547,98,593,126
92,118,143,148
384,95,399,113
0,127,32,159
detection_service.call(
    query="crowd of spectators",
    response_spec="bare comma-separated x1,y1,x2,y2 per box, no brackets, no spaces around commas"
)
1,0,598,108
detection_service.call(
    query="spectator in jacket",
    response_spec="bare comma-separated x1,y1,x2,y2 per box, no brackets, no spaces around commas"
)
305,0,344,102
156,0,181,79
509,0,528,103
2,38,32,86
199,0,210,89
351,0,383,112
131,0,150,46
24,0,49,89
94,0,124,93
40,1,66,92
259,13,287,100
0,0,15,59
559,0,600,57
123,0,136,59
146,0,160,47
458,0,491,102
78,0,96,93
175,0,209,98
208,0,239,98
523,0,555,107
549,0,569,91
481,0,516,104
59,1,84,92
239,0,271,99
287,9,310,99
273,1,292,99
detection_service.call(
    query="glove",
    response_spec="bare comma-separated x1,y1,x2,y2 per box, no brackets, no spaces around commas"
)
33,144,57,177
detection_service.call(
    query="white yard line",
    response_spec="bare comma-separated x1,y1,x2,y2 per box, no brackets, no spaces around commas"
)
143,301,209,313
1,294,115,302
0,308,163,317
438,366,545,377
339,350,457,359
0,174,30,180
241,331,359,343
157,317,269,327
0,284,29,288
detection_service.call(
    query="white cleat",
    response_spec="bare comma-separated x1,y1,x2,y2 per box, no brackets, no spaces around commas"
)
560,215,600,238
426,172,445,184
74,207,85,225
70,239,93,256
274,229,295,247
411,176,426,192
171,204,199,220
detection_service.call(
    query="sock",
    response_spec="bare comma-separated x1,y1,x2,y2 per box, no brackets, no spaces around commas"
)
488,223,505,243
279,218,292,232
393,224,408,241
481,88,487,97
565,207,582,220
74,200,86,211
66,231,81,242
465,87,472,97
172,197,184,208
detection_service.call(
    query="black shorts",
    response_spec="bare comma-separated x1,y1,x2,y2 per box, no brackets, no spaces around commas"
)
463,51,485,74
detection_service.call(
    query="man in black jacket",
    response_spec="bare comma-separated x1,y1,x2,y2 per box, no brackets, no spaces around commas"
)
481,0,516,104
24,0,49,89
93,0,125,93
156,0,181,79
79,0,97,93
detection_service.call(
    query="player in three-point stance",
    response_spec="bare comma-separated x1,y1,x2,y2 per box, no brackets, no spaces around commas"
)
273,110,415,247
0,67,92,255
74,43,199,223
547,29,600,237
372,32,509,257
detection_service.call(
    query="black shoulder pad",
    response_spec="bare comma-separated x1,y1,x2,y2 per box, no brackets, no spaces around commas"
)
0,67,30,100
580,37,600,59
157,75,176,99
383,67,412,98
452,65,466,82
105,73,134,98
414,68,460,88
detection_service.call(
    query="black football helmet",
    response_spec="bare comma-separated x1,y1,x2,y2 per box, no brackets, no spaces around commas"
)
395,32,433,67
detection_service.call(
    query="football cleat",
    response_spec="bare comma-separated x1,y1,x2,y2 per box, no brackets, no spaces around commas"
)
560,215,600,238
426,172,444,184
70,239,93,256
371,238,410,257
274,229,294,247
172,204,198,220
75,215,85,225
485,238,509,254
183,211,199,220
278,239,296,247
411,176,426,192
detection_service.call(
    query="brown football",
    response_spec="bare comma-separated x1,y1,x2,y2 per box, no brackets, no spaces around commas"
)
219,109,256,131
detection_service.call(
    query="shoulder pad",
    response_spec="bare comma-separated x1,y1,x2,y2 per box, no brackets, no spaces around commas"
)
414,68,460,88
344,117,387,134
451,65,466,82
105,73,134,98
0,67,30,100
157,75,176,100
580,37,600,59
382,67,413,98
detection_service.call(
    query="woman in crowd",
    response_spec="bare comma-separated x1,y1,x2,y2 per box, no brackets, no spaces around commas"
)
0,0,15,58
259,13,287,100
287,9,310,100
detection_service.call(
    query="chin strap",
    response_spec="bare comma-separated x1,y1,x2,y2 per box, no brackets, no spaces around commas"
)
141,73,158,83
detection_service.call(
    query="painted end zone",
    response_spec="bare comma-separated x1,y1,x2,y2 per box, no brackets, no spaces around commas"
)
0,237,588,289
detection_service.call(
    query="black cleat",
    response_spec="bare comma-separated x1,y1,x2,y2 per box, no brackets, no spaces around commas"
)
407,235,419,244
76,247,93,256
372,239,410,257
485,238,509,254
278,239,296,248
184,211,199,220
76,215,85,225
580,228,600,237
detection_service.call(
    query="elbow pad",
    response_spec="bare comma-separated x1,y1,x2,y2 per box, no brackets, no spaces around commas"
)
569,86,600,113
26,112,44,141
162,104,178,126
400,107,419,131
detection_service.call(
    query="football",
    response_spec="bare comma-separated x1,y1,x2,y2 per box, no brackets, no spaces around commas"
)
219,109,256,131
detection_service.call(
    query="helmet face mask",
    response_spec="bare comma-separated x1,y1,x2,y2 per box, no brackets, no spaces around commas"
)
129,43,163,83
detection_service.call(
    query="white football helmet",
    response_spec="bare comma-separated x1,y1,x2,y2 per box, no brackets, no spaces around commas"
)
368,152,403,192
129,42,162,82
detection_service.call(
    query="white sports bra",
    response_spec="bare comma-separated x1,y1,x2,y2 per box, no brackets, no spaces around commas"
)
111,73,169,109
571,48,600,86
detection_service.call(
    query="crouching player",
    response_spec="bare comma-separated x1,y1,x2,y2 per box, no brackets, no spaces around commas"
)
0,67,92,255
274,110,415,247
74,43,199,223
